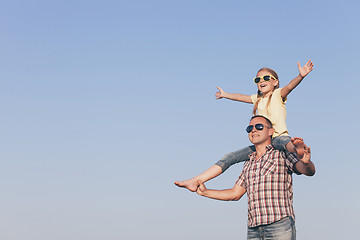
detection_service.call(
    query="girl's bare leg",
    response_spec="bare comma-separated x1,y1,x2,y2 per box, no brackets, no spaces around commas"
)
174,165,222,192
286,137,305,158
174,178,199,192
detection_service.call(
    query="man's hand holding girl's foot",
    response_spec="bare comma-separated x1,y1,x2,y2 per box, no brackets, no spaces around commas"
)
292,137,305,159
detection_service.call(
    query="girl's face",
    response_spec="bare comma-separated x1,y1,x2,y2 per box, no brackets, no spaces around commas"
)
255,70,279,96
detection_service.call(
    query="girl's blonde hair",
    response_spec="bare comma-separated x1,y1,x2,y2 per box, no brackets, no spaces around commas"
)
252,67,279,116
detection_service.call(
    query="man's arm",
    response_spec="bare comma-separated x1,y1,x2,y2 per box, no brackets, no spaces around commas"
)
196,181,246,201
294,145,316,176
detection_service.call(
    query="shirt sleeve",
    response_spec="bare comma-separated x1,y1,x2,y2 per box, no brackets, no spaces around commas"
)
283,151,300,174
274,88,287,103
236,163,248,188
250,94,257,104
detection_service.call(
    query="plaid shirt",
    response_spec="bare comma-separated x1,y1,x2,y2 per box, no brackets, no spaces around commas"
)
236,145,299,228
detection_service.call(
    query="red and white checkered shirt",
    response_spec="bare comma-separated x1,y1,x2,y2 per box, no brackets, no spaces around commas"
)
236,145,299,228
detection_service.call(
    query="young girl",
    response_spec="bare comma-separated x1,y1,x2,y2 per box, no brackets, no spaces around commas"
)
175,60,314,192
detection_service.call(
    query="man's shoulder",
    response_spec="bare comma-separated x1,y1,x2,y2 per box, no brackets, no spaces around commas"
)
266,146,298,161
269,147,299,172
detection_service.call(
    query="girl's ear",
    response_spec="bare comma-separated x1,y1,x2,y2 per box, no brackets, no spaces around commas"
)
273,79,279,88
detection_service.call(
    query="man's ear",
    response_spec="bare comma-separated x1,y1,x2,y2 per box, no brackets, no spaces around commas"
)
269,128,275,137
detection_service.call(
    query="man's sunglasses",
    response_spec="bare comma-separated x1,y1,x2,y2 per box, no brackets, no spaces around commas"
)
246,123,271,133
253,75,276,84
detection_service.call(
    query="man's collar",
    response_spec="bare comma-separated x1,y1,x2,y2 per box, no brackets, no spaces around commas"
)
265,145,274,151
249,145,274,160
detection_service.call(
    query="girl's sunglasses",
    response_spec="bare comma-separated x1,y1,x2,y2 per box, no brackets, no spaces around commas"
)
246,123,271,133
253,75,276,84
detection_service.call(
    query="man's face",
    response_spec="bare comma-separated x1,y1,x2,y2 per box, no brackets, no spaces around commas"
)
247,117,274,145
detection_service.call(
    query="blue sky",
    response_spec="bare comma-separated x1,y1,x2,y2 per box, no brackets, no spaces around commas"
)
0,0,359,239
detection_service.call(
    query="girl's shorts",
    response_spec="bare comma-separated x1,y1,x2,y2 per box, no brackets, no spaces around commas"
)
271,135,291,151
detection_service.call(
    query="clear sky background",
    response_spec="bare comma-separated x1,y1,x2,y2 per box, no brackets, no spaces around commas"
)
0,0,359,239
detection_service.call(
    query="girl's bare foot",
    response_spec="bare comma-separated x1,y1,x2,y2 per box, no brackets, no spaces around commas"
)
174,178,200,192
292,137,305,159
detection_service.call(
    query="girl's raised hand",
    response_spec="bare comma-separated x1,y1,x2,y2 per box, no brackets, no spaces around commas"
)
215,86,224,99
298,59,314,78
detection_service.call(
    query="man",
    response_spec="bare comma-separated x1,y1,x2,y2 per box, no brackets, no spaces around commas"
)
196,115,315,240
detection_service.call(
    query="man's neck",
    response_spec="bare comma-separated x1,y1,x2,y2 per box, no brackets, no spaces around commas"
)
254,142,271,160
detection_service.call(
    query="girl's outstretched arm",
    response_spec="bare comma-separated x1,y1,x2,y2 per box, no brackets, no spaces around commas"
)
216,87,252,103
281,59,314,99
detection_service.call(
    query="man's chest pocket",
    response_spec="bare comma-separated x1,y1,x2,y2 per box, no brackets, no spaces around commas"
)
260,159,277,176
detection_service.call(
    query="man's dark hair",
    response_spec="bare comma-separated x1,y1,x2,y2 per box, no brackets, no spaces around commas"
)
251,115,273,128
